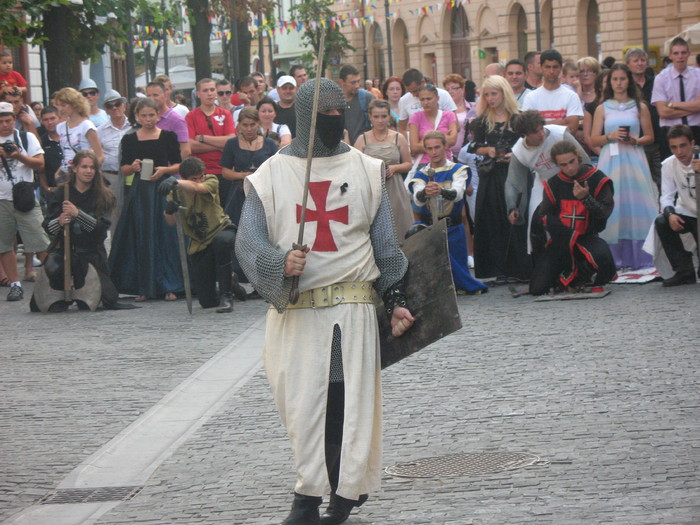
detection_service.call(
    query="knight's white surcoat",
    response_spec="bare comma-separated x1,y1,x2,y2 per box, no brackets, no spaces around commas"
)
245,149,384,499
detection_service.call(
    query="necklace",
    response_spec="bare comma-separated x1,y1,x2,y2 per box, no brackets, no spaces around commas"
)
371,128,389,142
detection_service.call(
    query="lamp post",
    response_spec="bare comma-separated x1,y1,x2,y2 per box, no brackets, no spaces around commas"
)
534,0,541,51
641,0,649,52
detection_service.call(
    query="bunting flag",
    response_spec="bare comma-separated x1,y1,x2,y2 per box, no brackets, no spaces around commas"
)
132,0,459,46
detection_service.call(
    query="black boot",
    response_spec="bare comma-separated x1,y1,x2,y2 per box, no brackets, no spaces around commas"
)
281,492,322,525
216,263,234,313
662,269,696,287
320,492,368,525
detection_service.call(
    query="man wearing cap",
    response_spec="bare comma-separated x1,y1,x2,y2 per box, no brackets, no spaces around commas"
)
274,75,298,137
0,101,48,302
78,78,109,127
97,90,132,236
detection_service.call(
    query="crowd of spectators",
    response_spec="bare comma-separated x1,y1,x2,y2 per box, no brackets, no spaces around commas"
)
2,40,699,308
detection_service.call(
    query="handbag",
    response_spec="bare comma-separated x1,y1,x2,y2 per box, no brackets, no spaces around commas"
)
476,155,496,175
1,136,36,212
11,181,36,212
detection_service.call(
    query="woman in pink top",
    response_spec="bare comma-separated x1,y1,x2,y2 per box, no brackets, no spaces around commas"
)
408,84,458,164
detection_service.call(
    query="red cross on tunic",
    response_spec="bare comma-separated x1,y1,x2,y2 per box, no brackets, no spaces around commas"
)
535,152,556,171
560,200,588,234
296,180,349,251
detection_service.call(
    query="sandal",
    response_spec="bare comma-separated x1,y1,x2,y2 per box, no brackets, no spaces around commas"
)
0,277,10,287
164,292,177,301
135,295,148,302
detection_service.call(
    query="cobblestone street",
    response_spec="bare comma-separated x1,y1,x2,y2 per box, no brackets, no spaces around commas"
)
1,281,698,524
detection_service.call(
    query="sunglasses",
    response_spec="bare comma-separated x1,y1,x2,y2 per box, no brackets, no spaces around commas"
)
82,90,99,97
105,101,123,109
217,90,232,96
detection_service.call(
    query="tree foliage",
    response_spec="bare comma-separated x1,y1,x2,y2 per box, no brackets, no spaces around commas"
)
289,0,355,76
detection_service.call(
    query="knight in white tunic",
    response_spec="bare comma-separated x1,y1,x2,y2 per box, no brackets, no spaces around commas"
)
505,111,590,253
235,78,414,525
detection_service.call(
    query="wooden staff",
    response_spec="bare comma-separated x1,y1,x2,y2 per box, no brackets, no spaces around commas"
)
63,182,72,302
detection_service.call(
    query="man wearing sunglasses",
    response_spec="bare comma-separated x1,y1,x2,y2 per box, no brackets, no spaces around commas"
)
215,79,245,114
97,89,132,235
78,78,109,127
186,78,236,207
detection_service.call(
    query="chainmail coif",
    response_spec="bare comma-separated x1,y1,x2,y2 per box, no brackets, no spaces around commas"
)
283,78,350,158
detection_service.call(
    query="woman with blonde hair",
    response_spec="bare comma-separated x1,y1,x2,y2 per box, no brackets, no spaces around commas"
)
468,75,529,282
576,56,602,108
53,88,104,181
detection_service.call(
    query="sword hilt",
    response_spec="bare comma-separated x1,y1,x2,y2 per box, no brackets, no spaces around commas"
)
288,242,306,305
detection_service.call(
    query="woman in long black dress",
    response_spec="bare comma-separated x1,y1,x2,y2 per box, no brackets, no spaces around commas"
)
468,75,529,283
220,107,278,226
109,97,183,301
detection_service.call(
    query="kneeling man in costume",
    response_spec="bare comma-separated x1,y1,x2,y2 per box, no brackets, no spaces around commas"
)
652,124,699,286
529,140,616,295
235,78,415,524
160,157,246,312
407,131,487,294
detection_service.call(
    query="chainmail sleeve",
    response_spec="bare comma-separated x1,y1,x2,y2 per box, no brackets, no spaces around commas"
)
235,185,293,312
371,175,409,297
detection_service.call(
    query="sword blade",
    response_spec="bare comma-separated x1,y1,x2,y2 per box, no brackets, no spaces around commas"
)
175,209,193,314
289,30,327,305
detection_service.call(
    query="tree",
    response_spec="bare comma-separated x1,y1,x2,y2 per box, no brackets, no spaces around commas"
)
134,0,184,79
0,0,140,93
289,0,355,76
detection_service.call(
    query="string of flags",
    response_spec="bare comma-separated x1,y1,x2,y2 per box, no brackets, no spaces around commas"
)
132,0,471,47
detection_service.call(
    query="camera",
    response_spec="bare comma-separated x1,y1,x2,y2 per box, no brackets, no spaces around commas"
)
1,141,16,155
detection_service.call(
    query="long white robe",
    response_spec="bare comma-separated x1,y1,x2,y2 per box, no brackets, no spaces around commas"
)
245,149,384,500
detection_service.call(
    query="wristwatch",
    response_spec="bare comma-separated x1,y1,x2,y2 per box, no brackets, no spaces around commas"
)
199,134,205,143
667,102,674,109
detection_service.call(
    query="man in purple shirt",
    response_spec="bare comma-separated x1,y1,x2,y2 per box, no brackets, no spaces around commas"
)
651,36,700,158
145,81,191,160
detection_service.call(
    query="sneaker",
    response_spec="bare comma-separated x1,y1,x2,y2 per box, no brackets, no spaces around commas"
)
7,284,23,301
468,255,475,268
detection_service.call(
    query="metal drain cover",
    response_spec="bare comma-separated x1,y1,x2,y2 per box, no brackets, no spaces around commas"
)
385,452,540,478
39,486,143,505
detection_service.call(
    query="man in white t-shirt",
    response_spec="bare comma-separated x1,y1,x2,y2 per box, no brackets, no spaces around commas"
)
522,49,583,136
398,68,457,138
0,102,49,302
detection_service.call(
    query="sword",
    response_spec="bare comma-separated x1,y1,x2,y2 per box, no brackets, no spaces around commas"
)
174,202,193,314
425,167,440,223
289,30,326,305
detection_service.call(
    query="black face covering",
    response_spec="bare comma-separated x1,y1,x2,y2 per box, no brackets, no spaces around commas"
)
316,113,345,150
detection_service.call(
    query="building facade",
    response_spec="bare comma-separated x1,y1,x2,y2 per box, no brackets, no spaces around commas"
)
328,0,700,83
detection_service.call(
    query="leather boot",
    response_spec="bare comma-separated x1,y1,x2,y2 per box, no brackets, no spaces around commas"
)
281,492,322,525
216,264,234,313
662,269,696,287
320,492,368,525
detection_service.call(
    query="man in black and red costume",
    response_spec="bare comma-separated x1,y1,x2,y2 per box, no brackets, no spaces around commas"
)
529,140,617,295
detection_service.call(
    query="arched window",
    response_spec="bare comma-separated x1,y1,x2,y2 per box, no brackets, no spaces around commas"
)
450,7,471,80
586,0,600,58
373,24,385,81
516,4,528,58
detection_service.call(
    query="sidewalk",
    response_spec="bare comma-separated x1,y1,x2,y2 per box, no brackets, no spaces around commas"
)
1,281,698,524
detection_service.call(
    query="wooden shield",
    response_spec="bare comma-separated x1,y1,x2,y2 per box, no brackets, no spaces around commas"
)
376,219,462,369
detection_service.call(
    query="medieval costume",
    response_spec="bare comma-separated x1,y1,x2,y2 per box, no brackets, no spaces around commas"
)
32,185,123,311
235,79,410,524
408,161,487,294
530,164,616,295
163,172,243,311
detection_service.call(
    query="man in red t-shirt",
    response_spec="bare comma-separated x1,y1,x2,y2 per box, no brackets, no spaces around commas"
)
186,78,236,204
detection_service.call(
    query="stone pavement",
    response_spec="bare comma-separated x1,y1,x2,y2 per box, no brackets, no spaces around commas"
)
1,280,698,524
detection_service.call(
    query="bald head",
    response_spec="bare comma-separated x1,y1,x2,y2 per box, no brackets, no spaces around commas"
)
484,63,505,79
